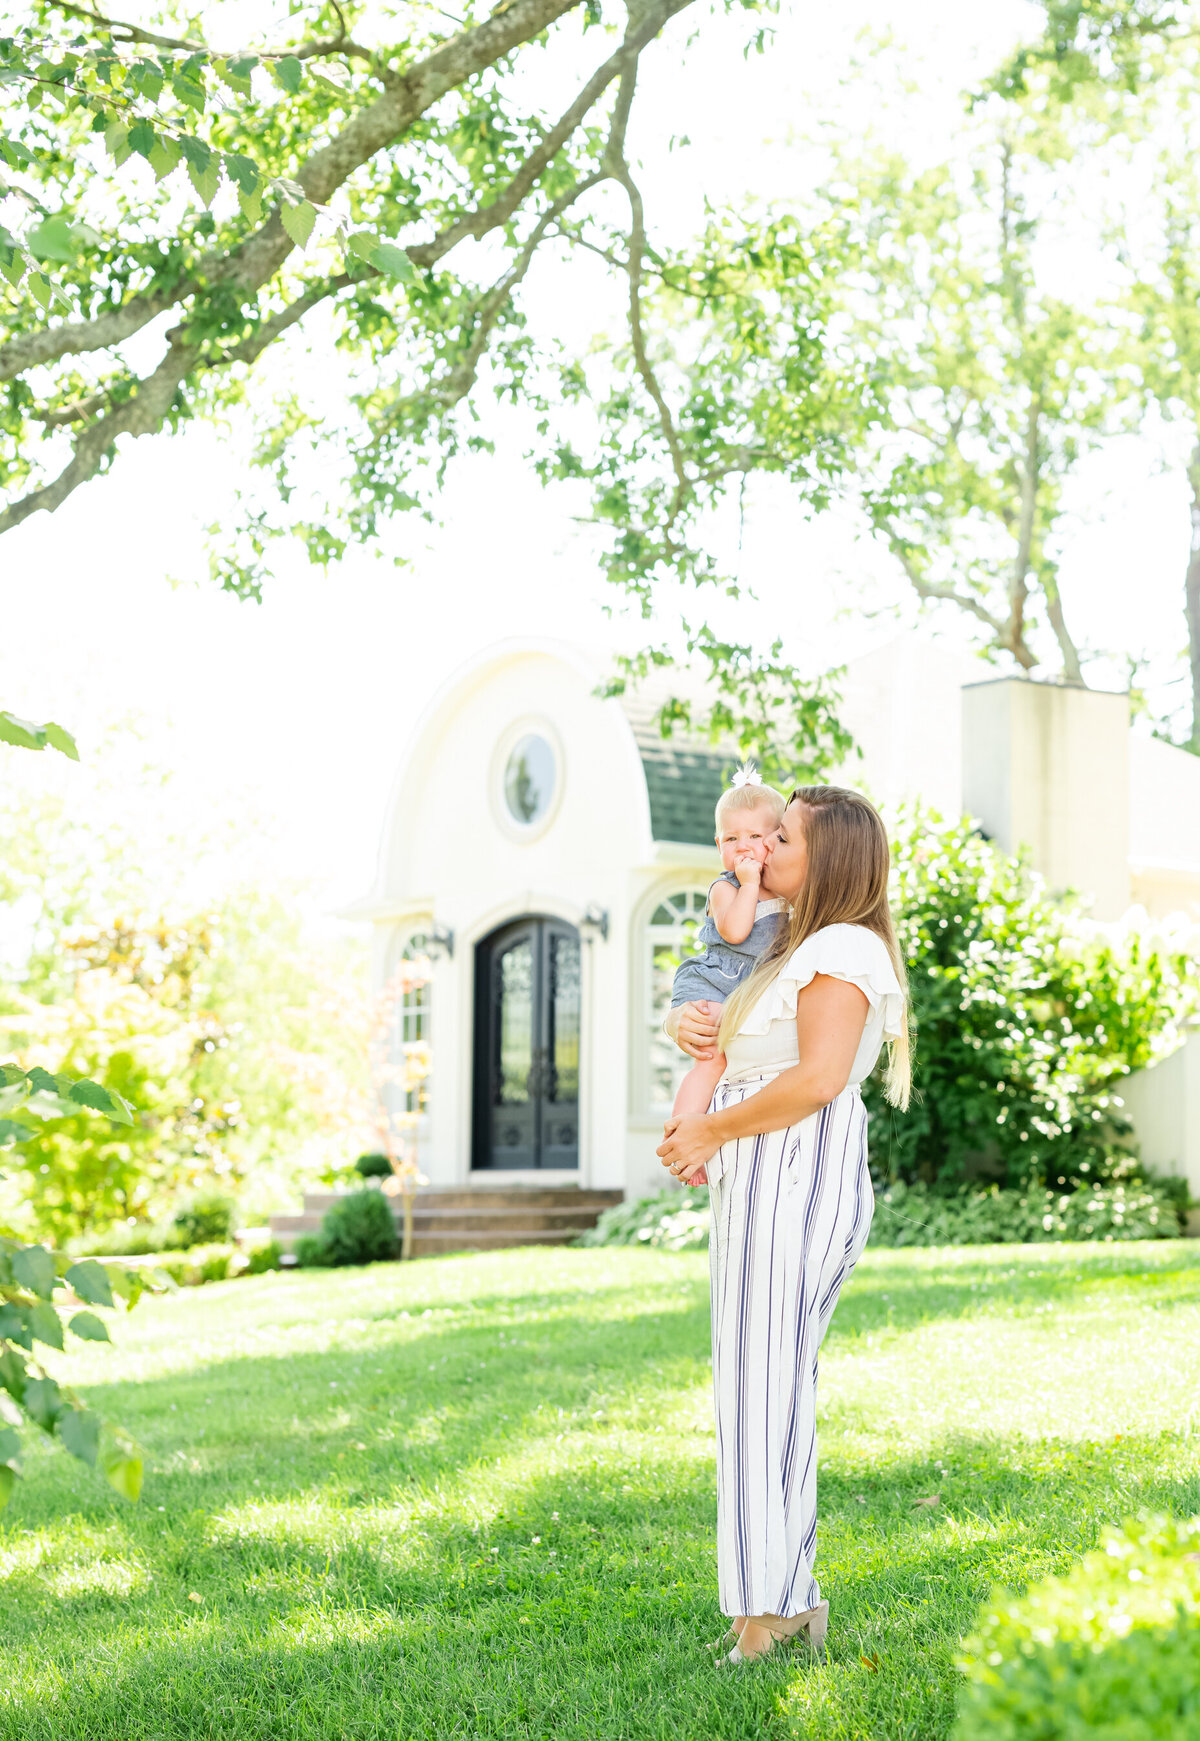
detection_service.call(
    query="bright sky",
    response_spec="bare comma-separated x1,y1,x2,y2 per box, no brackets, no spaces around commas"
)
2,0,1189,926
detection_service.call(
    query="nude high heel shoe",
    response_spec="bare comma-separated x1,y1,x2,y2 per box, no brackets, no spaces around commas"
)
719,1600,829,1666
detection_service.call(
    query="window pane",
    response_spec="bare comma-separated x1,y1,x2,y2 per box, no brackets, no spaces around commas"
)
646,894,708,1111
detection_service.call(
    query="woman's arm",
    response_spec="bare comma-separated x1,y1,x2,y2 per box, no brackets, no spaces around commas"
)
657,976,868,1181
664,1000,722,1060
708,866,760,946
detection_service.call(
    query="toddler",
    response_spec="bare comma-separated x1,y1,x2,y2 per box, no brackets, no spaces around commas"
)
669,767,787,1182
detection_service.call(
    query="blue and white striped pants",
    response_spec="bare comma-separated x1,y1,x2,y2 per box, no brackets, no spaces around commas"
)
707,1075,873,1619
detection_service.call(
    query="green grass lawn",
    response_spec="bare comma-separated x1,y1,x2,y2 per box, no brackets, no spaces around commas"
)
1,1240,1198,1741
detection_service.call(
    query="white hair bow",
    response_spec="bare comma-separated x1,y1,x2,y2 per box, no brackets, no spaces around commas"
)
730,763,763,788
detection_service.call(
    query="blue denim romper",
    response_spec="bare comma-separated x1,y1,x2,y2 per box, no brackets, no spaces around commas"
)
670,870,787,1006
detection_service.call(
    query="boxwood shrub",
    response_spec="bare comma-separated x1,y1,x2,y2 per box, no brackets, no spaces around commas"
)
298,1187,398,1267
953,1513,1200,1739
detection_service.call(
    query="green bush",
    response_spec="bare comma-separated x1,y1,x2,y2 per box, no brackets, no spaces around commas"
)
577,1189,710,1251
148,1243,238,1286
871,1178,1184,1247
953,1513,1200,1739
864,813,1198,1193
243,1238,282,1276
583,1178,1184,1255
299,1188,398,1268
354,1152,392,1180
168,1192,235,1249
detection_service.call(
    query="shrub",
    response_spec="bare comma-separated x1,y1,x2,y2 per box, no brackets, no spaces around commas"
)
149,1243,238,1286
168,1192,236,1249
304,1188,398,1267
354,1152,392,1179
243,1238,282,1276
864,813,1198,1193
578,1189,710,1251
953,1513,1200,1739
870,1178,1184,1247
294,1232,330,1267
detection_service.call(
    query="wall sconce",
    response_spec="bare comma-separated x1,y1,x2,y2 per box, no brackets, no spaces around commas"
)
579,905,609,943
424,924,455,960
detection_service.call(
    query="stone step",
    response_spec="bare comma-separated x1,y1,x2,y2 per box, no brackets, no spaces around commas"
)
410,1229,580,1254
410,1207,602,1231
269,1184,622,1255
299,1187,621,1213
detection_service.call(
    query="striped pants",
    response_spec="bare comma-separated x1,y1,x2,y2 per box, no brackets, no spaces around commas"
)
707,1076,873,1619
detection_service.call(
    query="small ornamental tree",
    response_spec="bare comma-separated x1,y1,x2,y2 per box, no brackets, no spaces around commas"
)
0,1063,162,1507
865,812,1198,1193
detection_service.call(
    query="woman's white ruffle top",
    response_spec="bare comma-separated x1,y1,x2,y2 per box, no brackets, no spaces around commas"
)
722,922,905,1086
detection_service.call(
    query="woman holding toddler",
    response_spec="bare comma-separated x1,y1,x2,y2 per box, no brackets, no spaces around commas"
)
658,777,911,1667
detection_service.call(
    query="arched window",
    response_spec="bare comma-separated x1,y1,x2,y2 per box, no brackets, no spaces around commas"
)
644,888,709,1113
381,931,432,1140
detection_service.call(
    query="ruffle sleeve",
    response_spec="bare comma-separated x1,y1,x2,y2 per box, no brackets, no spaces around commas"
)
737,923,905,1038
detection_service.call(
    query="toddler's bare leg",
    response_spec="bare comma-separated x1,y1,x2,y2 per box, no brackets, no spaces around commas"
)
671,1053,727,1186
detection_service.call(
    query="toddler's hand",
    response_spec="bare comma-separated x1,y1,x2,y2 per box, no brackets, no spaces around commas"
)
734,854,761,887
686,1166,709,1188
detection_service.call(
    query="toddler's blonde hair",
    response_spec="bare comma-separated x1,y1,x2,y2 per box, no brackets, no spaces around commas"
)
714,765,786,834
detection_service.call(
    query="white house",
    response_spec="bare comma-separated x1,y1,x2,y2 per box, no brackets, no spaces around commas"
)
343,635,1200,1212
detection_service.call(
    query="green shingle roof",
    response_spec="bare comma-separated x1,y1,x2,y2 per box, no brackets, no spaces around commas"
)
620,693,732,847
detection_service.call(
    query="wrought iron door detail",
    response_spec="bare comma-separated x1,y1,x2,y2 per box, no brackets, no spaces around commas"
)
473,918,581,1171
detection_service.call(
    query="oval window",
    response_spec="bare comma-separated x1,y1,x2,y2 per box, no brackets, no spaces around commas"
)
503,733,556,826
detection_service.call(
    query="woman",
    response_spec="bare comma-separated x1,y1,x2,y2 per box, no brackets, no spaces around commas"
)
657,785,910,1666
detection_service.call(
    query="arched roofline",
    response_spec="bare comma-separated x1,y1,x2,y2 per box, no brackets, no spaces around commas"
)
343,637,656,916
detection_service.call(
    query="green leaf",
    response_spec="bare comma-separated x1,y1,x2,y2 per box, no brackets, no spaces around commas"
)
100,1432,142,1502
274,55,302,94
28,1301,63,1351
26,215,76,263
11,1245,56,1300
345,230,379,264
223,154,260,195
41,720,78,759
0,1118,31,1148
0,1348,27,1403
0,1425,21,1471
128,121,157,159
281,201,316,250
369,243,415,282
26,1068,58,1096
0,1304,31,1351
223,55,258,92
28,272,51,310
188,158,220,206
0,712,78,757
59,1407,100,1466
148,138,181,182
67,1077,134,1125
69,1311,110,1343
23,1375,63,1432
238,185,263,226
65,1260,115,1309
0,1464,14,1510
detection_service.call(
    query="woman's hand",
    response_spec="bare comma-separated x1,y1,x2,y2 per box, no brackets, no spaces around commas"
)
666,999,722,1060
657,1113,720,1184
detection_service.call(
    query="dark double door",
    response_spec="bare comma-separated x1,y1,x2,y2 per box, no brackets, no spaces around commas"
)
473,917,580,1171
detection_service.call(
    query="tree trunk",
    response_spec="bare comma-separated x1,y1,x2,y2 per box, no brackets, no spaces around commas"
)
1187,441,1200,752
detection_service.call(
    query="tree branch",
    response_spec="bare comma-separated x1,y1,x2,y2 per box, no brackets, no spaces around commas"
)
42,0,372,61
1005,397,1040,664
0,0,586,384
0,339,191,535
1042,569,1083,684
606,69,690,526
876,515,1008,638
407,0,691,270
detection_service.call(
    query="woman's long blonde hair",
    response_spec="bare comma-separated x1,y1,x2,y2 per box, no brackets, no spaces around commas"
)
717,785,912,1109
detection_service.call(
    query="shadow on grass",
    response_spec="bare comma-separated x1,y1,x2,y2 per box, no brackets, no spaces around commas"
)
0,1246,1197,1741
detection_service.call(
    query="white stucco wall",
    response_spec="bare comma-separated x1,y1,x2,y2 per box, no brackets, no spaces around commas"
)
1128,735,1200,919
1118,1032,1200,1221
